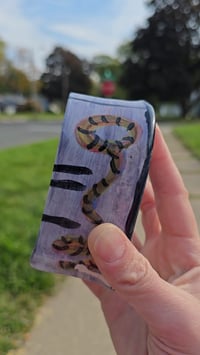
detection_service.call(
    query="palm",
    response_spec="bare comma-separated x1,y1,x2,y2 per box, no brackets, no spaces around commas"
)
143,229,200,282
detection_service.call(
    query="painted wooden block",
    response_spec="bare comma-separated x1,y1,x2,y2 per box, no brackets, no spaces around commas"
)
31,93,155,287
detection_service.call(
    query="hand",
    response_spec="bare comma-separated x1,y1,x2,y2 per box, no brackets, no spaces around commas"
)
85,126,200,355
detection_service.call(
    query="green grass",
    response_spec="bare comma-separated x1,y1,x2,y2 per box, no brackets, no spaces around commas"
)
174,122,200,159
0,112,63,122
0,139,61,354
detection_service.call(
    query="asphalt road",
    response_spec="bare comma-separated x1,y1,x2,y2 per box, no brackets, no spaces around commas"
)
0,121,62,149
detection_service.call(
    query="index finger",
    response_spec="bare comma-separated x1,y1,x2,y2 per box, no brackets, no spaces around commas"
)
149,125,199,239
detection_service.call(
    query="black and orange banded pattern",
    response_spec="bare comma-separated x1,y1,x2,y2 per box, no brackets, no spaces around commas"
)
75,115,137,225
52,114,138,272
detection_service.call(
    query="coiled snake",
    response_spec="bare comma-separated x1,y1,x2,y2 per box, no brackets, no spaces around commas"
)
52,115,138,271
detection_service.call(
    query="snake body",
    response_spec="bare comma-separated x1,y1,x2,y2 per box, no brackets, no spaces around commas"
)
75,115,137,225
52,114,137,272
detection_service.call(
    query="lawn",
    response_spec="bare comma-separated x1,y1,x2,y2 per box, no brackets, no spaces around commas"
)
0,139,60,354
174,122,200,159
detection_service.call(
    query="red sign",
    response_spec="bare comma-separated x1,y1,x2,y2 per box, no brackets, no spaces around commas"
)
101,80,116,97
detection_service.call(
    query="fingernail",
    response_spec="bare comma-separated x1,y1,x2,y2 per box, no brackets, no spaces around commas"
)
90,224,126,263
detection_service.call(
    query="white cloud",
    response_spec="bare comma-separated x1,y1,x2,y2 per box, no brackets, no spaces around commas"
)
50,0,148,59
0,0,55,72
112,0,148,33
0,0,148,73
51,23,103,45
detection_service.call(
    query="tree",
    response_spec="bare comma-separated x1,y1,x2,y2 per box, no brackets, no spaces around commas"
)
40,47,91,105
120,0,200,116
0,39,31,95
92,55,121,80
91,54,126,98
0,65,31,95
0,39,9,79
117,41,133,64
0,39,6,63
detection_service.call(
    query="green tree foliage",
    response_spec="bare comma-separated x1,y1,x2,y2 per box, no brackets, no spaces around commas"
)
92,55,121,80
0,39,6,64
40,47,91,104
117,42,133,64
0,65,31,95
91,54,126,98
0,38,31,95
120,0,200,116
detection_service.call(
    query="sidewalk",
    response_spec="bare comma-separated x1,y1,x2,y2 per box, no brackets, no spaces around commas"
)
9,278,116,355
8,125,200,355
161,124,200,232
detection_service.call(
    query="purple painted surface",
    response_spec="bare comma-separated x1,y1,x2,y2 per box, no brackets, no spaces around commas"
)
31,93,155,287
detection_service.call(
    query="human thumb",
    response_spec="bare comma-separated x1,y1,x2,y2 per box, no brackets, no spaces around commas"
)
88,223,197,336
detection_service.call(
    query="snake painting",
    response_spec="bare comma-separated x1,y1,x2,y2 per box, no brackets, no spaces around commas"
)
52,115,138,273
76,115,137,224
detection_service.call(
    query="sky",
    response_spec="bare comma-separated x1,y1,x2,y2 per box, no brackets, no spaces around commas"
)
0,0,149,74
